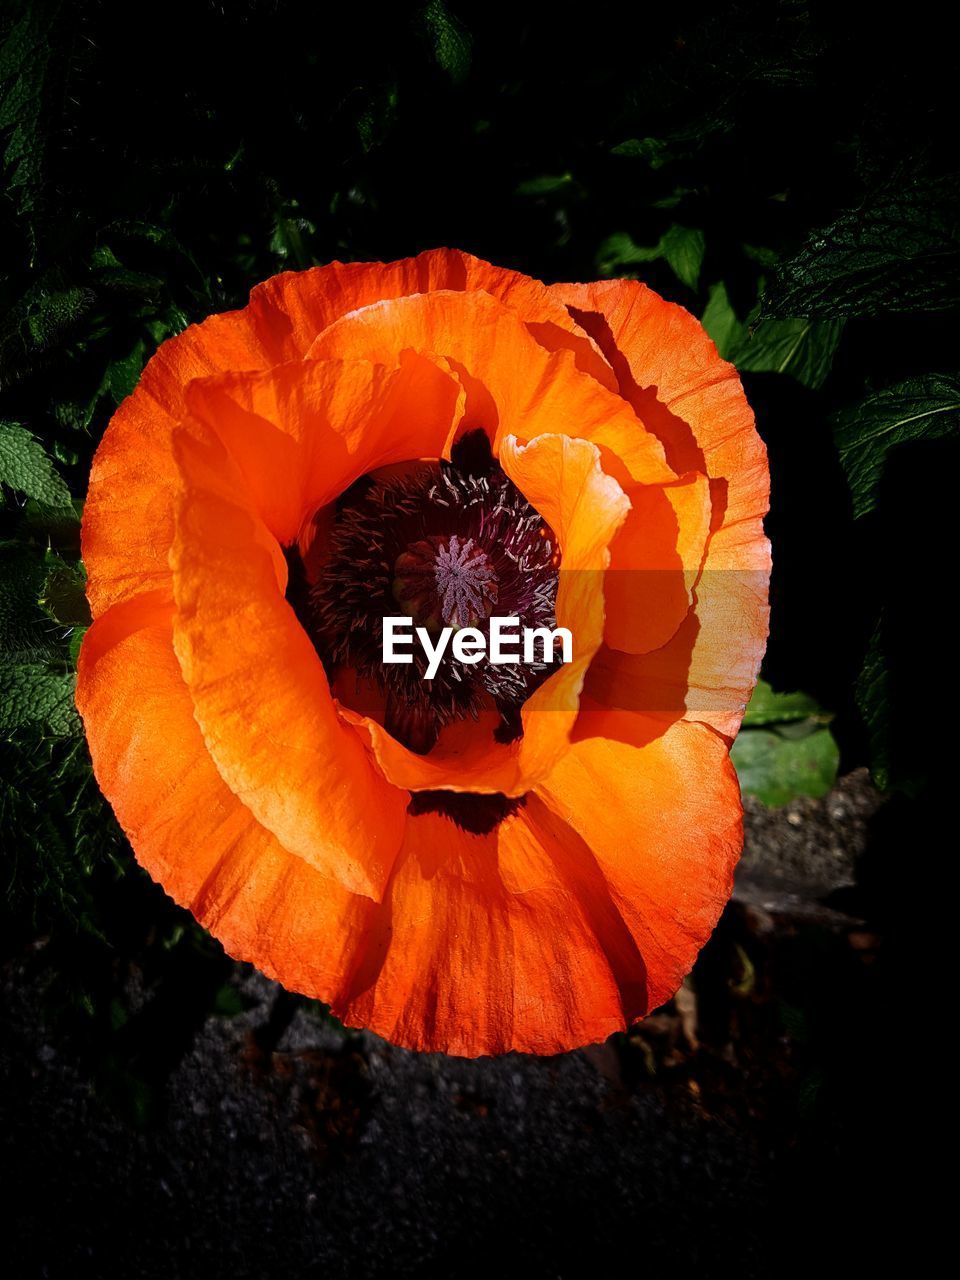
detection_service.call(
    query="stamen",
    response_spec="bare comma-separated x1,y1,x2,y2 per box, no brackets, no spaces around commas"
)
301,432,560,757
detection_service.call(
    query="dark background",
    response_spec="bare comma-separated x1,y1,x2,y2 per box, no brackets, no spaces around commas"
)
1,1,950,1275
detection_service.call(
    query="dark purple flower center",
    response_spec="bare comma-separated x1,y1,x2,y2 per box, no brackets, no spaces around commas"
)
302,431,560,757
396,533,499,629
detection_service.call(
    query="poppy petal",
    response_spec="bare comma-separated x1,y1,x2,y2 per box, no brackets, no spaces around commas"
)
78,600,734,1057
259,247,616,388
533,715,743,1013
181,352,463,544
604,471,712,655
75,600,377,1002
550,278,770,735
549,278,767,513
81,307,276,617
587,551,770,737
306,290,675,486
335,807,635,1056
170,422,408,900
83,249,608,618
333,714,739,1056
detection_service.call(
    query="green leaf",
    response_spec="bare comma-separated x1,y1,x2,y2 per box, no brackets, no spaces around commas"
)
0,730,121,928
421,0,472,84
0,421,72,509
742,244,780,269
661,225,705,291
597,224,704,289
729,317,845,390
855,622,894,793
834,373,960,518
270,213,317,269
0,277,96,384
68,626,86,666
762,176,960,318
0,0,60,237
611,137,669,168
17,499,82,555
39,555,90,628
742,679,826,727
854,607,934,797
732,724,839,807
0,661,79,736
515,173,575,196
50,337,149,434
23,284,95,354
596,231,663,275
105,339,147,405
701,282,746,359
651,187,694,211
355,84,398,152
0,540,52,660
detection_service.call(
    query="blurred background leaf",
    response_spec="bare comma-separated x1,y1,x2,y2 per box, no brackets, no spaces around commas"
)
733,680,839,805
732,722,839,807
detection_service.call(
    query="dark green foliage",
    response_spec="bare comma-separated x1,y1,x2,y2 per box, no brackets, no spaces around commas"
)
0,421,72,507
1,515,95,920
421,0,473,84
834,374,960,519
1,538,54,659
762,177,960,319
0,660,77,735
0,0,61,245
729,316,845,391
0,731,119,928
598,224,706,290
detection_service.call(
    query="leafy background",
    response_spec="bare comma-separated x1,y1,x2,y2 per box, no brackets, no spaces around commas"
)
0,0,949,1270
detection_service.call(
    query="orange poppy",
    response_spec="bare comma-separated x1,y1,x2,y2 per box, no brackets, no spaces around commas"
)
76,249,770,1056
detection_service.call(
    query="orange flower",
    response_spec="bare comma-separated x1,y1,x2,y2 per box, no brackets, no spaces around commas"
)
76,249,770,1056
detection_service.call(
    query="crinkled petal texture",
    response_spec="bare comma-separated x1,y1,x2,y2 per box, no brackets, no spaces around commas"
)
78,249,770,1057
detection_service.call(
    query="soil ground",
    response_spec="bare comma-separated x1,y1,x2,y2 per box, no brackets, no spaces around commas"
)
2,771,903,1278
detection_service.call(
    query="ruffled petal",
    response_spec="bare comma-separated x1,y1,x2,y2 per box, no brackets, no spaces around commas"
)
81,308,276,616
182,352,462,544
170,421,408,900
333,714,740,1056
588,553,770,737
549,278,767,513
307,290,675,486
75,599,376,1002
336,806,638,1056
550,278,770,735
605,471,712,655
77,596,736,1057
83,249,611,617
260,248,616,388
534,715,743,1013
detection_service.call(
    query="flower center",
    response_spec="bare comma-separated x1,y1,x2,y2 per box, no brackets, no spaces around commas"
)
301,431,559,755
394,533,499,630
